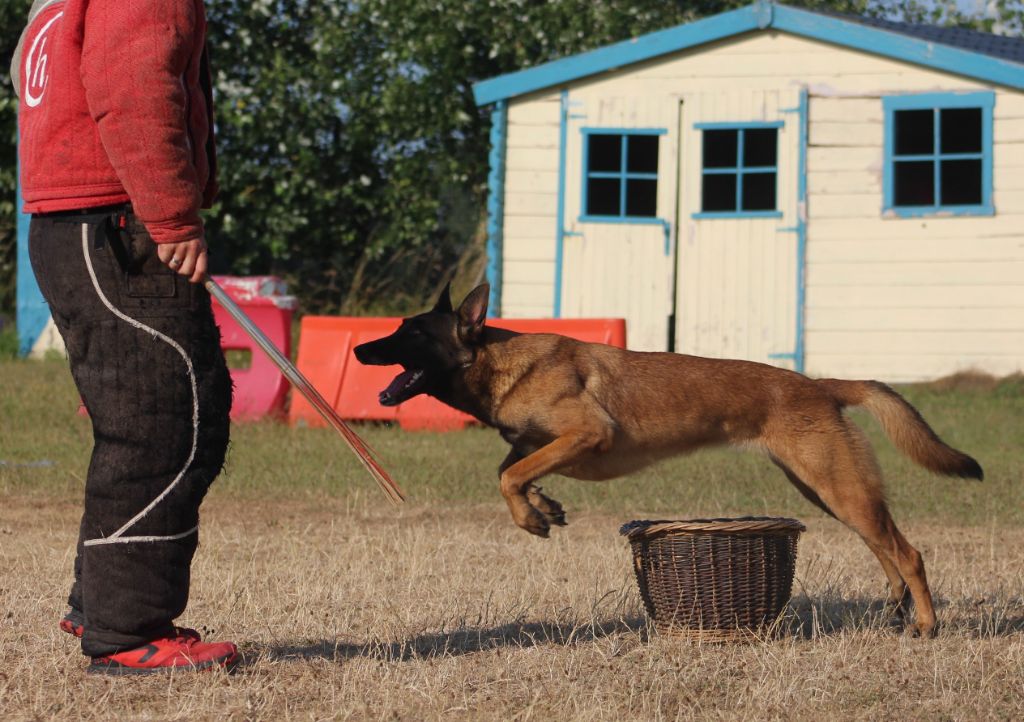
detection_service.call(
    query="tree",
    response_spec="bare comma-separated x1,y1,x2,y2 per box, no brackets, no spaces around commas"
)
0,0,32,318
881,0,1022,32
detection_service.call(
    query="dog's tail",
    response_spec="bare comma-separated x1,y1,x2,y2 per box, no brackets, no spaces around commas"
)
819,379,983,480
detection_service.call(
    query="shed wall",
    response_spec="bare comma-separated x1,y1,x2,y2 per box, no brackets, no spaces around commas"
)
501,92,561,317
804,91,1024,381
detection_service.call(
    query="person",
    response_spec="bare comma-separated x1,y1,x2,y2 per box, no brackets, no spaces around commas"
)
12,0,237,674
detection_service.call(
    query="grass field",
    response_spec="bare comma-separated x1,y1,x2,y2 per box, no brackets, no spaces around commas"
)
1,358,1023,720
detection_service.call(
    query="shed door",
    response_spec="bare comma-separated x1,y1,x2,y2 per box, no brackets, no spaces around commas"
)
675,88,804,368
560,95,677,351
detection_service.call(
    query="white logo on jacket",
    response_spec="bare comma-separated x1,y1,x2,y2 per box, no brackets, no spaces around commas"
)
24,11,63,108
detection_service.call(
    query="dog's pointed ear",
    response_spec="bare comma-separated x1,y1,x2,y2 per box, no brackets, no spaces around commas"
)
432,281,454,313
457,284,490,342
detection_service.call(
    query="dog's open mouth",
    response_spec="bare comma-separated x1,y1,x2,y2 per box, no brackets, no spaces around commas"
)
379,369,426,406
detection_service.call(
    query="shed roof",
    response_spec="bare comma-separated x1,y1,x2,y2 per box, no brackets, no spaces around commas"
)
820,11,1024,65
472,1,1024,106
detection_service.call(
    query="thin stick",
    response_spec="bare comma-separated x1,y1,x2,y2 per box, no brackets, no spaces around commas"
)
205,277,405,505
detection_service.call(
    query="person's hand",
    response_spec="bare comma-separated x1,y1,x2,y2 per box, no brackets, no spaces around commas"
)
157,238,208,284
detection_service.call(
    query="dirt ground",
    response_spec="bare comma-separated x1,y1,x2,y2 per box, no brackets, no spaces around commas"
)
1,492,1022,721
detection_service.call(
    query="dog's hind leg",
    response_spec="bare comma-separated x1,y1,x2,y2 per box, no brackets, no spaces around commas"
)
771,454,909,619
768,423,934,636
770,454,838,519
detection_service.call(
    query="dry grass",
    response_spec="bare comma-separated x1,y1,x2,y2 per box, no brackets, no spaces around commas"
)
2,359,1023,719
1,493,1023,721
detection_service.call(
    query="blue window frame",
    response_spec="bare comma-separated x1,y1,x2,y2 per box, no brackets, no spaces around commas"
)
694,121,783,219
580,128,665,223
883,92,994,217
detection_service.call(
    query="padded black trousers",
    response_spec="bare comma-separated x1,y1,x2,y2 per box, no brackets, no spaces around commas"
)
28,208,232,657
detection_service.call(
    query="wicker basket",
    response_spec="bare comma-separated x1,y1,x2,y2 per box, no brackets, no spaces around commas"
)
620,517,805,641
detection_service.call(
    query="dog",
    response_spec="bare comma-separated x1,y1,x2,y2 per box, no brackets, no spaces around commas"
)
354,283,982,636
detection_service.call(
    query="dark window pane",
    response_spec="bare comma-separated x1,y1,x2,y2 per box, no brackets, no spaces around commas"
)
625,179,657,216
940,108,982,154
894,109,934,156
702,173,737,212
741,172,776,211
703,130,737,168
588,135,621,173
627,135,659,173
940,159,982,205
587,177,621,215
893,160,934,206
743,128,777,167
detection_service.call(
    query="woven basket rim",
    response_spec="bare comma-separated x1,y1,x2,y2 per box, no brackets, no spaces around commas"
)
619,516,806,540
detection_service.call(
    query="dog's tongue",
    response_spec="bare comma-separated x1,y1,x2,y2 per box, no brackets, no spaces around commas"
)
379,369,423,407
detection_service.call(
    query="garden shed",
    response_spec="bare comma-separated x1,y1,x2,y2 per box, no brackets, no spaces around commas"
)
472,0,1024,381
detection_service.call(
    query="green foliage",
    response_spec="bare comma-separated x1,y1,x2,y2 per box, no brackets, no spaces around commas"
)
0,320,17,359
884,0,1023,33
0,0,32,316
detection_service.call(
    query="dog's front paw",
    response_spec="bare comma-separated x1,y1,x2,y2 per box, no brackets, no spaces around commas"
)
527,486,568,527
514,505,551,538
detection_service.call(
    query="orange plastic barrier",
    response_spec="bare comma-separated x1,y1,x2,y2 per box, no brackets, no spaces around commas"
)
289,317,627,431
210,275,297,421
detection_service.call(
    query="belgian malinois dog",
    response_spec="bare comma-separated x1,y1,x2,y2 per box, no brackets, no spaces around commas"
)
354,283,982,636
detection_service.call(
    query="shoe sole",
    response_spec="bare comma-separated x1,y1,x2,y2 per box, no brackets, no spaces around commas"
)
87,651,239,676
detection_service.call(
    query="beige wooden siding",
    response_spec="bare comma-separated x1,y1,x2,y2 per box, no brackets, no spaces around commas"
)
805,87,1024,382
499,31,1024,379
501,92,561,317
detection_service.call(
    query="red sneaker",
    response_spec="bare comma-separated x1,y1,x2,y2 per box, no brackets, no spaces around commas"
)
60,610,201,642
88,635,238,675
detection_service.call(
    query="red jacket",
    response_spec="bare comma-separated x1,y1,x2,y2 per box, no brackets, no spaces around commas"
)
13,0,217,244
